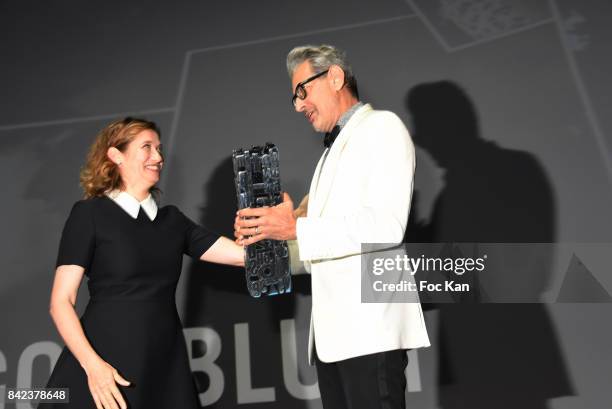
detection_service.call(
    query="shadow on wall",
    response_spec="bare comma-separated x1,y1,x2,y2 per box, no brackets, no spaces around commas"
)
404,81,574,409
181,156,311,322
182,157,248,312
179,156,312,407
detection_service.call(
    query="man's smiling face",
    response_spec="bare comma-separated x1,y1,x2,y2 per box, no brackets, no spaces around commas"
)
291,61,337,133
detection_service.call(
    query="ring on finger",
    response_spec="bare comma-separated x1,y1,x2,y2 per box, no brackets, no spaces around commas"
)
255,226,260,234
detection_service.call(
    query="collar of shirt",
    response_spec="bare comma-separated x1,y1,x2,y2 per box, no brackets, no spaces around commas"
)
336,101,364,129
106,190,158,220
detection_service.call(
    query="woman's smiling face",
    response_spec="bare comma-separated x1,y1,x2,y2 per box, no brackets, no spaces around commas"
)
115,129,164,190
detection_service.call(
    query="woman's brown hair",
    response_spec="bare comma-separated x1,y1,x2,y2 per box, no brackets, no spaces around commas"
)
80,117,161,198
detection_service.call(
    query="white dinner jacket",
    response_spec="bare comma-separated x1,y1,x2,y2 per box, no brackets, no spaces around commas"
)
289,103,431,363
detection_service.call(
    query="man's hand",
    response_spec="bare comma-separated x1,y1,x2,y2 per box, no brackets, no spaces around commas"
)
234,192,297,246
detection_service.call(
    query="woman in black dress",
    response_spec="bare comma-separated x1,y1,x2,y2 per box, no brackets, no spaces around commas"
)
41,118,244,409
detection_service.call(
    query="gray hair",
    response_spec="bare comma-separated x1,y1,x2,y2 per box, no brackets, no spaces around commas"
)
286,44,359,99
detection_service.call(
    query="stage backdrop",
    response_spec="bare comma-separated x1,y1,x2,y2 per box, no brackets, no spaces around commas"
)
1,1,611,408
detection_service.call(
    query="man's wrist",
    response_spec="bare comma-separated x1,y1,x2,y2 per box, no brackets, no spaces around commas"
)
288,216,298,240
293,216,305,242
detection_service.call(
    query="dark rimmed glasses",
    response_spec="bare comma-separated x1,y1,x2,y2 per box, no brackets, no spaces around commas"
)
291,69,329,106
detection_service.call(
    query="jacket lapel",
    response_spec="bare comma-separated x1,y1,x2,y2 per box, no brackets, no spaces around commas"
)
307,152,328,216
308,104,373,217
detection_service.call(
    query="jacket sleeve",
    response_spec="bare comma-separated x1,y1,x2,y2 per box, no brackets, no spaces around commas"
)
288,239,310,274
295,112,415,261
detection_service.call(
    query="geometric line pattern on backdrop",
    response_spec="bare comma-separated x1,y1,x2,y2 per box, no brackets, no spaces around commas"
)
2,4,608,191
556,253,612,302
160,14,419,189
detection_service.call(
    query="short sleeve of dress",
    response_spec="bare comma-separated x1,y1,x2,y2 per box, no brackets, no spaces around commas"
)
56,200,95,269
177,208,221,259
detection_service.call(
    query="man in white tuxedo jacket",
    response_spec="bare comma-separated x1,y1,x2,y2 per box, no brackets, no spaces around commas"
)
235,44,430,409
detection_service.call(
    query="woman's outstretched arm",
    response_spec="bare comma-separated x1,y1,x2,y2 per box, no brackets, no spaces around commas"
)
200,236,245,267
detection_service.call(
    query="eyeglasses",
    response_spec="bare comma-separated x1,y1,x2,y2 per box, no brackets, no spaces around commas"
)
291,69,329,106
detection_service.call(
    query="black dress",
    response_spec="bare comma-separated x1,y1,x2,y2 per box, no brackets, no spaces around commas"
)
40,196,219,409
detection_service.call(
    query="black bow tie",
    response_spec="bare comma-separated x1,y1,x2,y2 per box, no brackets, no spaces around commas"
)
324,126,341,148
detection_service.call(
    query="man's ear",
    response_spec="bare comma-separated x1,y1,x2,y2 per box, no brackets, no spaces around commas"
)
107,146,123,165
328,65,346,92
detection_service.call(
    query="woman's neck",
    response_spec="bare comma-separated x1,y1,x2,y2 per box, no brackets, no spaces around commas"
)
121,186,150,202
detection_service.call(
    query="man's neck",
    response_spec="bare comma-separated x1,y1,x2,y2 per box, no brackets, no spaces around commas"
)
337,101,364,128
330,95,359,129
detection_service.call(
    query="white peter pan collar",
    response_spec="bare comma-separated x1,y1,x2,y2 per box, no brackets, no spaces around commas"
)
106,190,158,220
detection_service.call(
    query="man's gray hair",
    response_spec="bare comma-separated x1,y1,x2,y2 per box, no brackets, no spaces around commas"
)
286,44,359,99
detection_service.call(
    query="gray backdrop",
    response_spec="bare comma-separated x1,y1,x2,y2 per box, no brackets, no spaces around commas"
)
1,0,611,408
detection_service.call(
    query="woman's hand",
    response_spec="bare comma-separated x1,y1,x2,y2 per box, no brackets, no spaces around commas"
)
49,265,130,409
83,358,130,409
294,194,309,218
